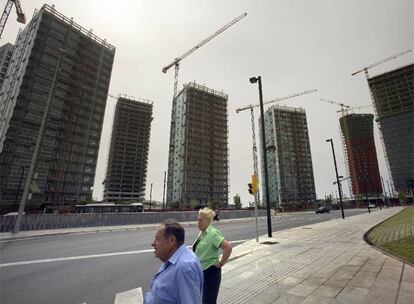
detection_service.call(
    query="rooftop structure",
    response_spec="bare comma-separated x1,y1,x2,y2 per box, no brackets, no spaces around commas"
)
0,4,115,210
103,96,153,202
166,82,229,208
260,105,316,207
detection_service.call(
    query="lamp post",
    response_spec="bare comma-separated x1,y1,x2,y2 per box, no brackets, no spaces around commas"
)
386,180,393,207
326,138,345,219
162,171,166,211
362,176,370,213
149,182,153,211
13,166,26,212
250,76,272,237
13,48,66,234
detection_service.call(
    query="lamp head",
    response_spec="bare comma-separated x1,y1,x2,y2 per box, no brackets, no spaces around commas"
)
249,77,258,84
326,139,332,143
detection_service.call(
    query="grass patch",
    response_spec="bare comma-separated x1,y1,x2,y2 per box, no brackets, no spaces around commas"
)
380,235,414,264
367,207,414,264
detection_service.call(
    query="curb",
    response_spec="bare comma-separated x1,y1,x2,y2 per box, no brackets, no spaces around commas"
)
363,207,414,267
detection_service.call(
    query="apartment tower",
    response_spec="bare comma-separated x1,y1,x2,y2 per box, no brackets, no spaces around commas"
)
368,64,413,193
259,105,316,207
0,5,115,210
166,82,229,208
103,96,153,202
0,43,14,89
340,113,382,196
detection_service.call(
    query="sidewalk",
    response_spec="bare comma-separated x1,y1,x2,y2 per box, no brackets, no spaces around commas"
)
219,207,414,304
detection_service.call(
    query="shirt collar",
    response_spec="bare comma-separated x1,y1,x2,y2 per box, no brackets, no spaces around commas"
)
167,244,187,265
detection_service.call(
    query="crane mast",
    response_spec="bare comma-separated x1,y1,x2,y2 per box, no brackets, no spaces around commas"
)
0,0,26,39
162,12,247,99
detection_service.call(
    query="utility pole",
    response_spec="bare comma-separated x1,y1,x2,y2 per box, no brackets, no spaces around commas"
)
13,48,66,234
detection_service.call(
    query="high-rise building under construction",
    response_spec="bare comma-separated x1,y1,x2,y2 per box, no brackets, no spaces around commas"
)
259,105,316,207
368,64,413,193
0,5,115,209
0,43,14,89
340,113,382,196
166,82,229,208
104,96,153,202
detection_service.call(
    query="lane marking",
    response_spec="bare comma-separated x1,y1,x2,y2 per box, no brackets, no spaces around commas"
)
0,239,249,268
0,249,154,268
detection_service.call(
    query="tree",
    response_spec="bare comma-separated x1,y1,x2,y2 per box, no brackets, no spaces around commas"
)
207,199,218,210
398,192,406,205
233,194,241,210
190,198,198,209
172,200,181,210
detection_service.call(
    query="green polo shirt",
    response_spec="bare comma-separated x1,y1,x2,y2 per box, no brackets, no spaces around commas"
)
194,225,224,270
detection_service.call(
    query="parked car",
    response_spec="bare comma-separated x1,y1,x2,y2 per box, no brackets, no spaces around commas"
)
315,206,330,214
368,203,376,209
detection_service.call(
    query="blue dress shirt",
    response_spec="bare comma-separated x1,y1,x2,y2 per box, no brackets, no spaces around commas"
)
144,244,203,304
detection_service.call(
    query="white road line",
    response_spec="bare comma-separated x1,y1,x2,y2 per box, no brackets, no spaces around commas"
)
0,249,154,268
0,239,249,268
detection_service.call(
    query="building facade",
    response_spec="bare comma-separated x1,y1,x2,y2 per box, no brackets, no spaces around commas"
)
103,96,153,202
368,64,413,193
340,113,382,196
166,82,229,208
0,5,115,210
0,43,14,89
259,105,316,207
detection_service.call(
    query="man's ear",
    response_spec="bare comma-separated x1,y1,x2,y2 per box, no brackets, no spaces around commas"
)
168,235,177,246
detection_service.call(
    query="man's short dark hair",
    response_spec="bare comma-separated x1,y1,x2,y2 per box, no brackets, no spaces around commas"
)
162,219,185,246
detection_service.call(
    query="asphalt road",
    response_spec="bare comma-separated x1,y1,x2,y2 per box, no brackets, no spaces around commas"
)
0,209,368,304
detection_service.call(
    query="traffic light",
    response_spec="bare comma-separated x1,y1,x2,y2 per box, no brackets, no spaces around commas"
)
248,183,253,195
252,174,258,194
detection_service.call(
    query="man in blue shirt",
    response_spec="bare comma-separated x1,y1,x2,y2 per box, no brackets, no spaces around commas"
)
144,219,203,304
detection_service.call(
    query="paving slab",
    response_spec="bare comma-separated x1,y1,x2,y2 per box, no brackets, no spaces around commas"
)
218,207,414,304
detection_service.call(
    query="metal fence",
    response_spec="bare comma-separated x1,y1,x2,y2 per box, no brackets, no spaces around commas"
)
0,210,267,232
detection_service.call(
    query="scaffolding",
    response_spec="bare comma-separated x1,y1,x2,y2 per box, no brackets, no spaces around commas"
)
166,82,229,208
0,4,115,209
339,113,383,197
368,64,414,193
104,97,153,202
259,104,316,206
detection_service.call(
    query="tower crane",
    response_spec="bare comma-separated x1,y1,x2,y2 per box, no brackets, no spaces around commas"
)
318,98,350,116
0,0,26,39
162,12,247,99
351,49,412,79
236,88,317,211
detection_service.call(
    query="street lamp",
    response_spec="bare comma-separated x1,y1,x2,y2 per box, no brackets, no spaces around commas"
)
326,138,345,219
250,76,272,237
13,48,66,233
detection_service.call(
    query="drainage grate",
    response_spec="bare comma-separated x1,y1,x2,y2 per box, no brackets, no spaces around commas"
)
260,241,279,245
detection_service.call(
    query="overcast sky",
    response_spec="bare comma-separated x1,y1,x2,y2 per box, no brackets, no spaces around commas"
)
2,0,413,205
